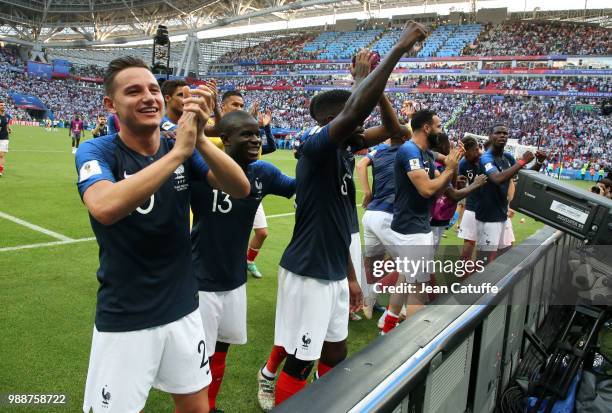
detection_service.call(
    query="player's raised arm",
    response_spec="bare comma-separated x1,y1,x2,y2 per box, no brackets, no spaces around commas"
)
328,21,427,145
187,85,251,199
80,111,199,226
356,156,373,208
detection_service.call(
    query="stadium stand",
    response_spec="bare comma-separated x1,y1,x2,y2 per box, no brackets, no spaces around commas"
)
466,21,612,56
304,29,383,59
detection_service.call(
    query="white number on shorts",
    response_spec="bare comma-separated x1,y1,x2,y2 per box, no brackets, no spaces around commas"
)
197,340,208,368
211,189,232,213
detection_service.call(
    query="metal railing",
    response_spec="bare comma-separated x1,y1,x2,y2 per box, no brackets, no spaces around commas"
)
273,226,578,413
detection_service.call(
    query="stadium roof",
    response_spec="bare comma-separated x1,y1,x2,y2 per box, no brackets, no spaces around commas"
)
1,0,610,46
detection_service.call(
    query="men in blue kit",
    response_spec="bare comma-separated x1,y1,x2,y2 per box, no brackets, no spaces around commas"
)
76,56,250,413
381,109,463,334
190,111,295,412
458,136,484,260
256,22,429,410
476,124,546,262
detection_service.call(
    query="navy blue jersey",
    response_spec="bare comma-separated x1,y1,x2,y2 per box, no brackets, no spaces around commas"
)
476,150,516,222
106,114,119,134
345,150,359,234
0,113,11,140
280,125,355,280
191,161,295,292
366,144,399,214
75,134,209,332
458,158,481,212
391,140,436,235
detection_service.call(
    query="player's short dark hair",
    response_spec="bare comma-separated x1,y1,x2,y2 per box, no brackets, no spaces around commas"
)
490,123,507,134
217,110,256,136
591,185,601,194
410,109,437,131
104,56,149,96
309,89,351,123
161,80,188,98
462,136,478,151
221,90,243,102
434,132,450,154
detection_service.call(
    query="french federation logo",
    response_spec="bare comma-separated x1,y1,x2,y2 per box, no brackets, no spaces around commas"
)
301,333,311,350
101,385,111,407
174,164,185,179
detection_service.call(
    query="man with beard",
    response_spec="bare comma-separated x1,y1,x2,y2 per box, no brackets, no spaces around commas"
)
381,109,463,334
476,124,546,262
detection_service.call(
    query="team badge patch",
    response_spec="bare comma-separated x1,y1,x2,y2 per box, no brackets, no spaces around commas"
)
484,162,494,172
161,121,175,131
79,160,102,183
409,158,421,171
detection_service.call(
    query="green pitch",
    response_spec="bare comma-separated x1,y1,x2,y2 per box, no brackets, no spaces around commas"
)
0,125,584,412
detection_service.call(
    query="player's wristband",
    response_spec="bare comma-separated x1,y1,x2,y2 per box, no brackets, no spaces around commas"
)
518,159,527,168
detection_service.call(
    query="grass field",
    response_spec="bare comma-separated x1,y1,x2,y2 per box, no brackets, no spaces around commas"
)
0,125,594,412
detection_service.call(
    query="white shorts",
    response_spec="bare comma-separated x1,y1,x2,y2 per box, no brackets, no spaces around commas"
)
476,220,507,252
362,210,394,258
83,310,211,413
458,210,477,242
0,140,8,153
386,230,434,284
501,218,515,248
432,226,446,250
253,203,267,229
274,267,349,361
198,285,247,358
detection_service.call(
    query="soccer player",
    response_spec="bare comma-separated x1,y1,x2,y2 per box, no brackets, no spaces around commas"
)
0,100,12,177
91,115,109,138
476,125,546,263
191,110,296,413
381,110,463,334
160,79,188,133
256,22,428,410
76,56,250,413
458,136,486,261
206,91,277,279
69,114,84,154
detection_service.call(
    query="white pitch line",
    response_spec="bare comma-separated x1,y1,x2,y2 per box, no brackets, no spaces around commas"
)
0,211,74,241
266,212,297,219
0,237,96,252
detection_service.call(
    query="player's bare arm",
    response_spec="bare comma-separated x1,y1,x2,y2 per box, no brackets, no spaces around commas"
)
328,21,428,146
347,257,363,313
408,146,462,198
446,174,487,202
487,150,534,186
82,111,199,225
356,156,373,208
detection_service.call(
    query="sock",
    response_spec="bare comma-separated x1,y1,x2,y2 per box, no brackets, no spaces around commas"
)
208,351,227,410
247,247,260,263
0,165,4,173
382,311,399,334
275,371,306,405
317,361,333,378
264,345,287,377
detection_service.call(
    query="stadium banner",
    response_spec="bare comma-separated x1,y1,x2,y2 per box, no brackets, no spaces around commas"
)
74,76,103,84
8,92,48,110
26,61,53,79
232,55,567,66
52,59,71,78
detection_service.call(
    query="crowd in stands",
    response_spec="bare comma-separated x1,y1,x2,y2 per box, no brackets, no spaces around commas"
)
71,64,105,78
212,20,611,65
216,75,611,93
217,34,318,63
466,21,612,56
